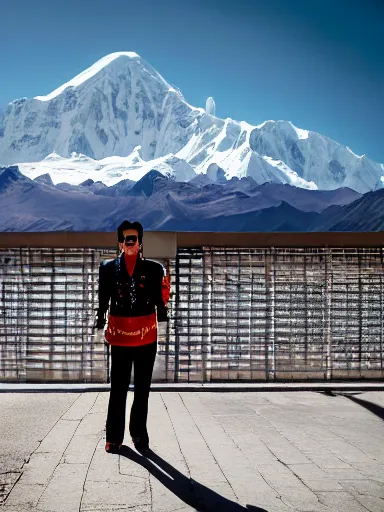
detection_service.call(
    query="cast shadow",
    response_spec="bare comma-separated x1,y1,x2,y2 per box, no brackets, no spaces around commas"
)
343,394,384,422
119,445,268,512
319,391,384,422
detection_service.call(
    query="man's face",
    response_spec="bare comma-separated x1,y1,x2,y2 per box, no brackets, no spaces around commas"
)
121,229,140,256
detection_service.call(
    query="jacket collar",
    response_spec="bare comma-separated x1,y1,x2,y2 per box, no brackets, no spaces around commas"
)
119,252,142,278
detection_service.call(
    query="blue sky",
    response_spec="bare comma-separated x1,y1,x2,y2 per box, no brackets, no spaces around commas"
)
1,0,383,162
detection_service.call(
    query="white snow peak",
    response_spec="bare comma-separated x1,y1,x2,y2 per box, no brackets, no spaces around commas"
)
0,51,382,194
33,52,175,102
289,121,309,140
346,146,364,159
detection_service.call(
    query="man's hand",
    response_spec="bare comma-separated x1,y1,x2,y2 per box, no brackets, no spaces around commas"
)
94,315,106,331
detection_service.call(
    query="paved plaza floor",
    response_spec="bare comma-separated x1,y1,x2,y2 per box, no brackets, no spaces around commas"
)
1,390,384,512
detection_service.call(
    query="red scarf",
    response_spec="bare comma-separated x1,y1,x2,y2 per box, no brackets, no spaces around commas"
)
124,252,138,276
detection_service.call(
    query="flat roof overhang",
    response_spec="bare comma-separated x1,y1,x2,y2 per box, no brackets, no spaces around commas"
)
1,231,384,259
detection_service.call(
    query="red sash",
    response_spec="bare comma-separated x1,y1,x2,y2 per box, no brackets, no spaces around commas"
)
105,313,157,346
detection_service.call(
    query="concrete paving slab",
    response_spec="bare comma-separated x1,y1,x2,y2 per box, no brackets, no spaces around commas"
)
279,489,331,512
0,473,20,506
62,434,100,465
2,483,45,510
1,390,384,512
0,393,79,506
75,412,105,437
315,491,370,512
61,393,97,421
303,479,344,492
354,495,384,512
18,452,62,486
304,452,352,470
287,463,328,481
81,478,151,511
351,461,384,484
37,462,88,512
339,479,384,499
86,439,120,484
35,419,79,454
322,467,369,480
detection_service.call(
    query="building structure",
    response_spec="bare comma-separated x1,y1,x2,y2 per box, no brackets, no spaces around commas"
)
1,231,383,383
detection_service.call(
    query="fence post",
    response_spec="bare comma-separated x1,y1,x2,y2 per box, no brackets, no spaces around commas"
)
174,252,180,383
202,248,212,382
325,247,332,380
265,248,276,381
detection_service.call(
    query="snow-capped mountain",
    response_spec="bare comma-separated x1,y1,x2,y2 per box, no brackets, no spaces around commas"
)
0,52,382,193
0,52,202,163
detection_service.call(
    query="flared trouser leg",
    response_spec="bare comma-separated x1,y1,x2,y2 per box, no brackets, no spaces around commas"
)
106,345,133,444
129,341,157,444
106,341,157,444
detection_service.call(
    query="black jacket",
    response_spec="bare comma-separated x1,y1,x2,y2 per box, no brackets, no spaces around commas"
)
96,253,168,328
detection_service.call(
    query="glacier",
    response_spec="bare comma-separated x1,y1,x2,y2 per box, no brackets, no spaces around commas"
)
0,52,383,194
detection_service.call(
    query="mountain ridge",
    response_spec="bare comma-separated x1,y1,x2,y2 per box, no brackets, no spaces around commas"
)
1,165,378,232
0,52,382,194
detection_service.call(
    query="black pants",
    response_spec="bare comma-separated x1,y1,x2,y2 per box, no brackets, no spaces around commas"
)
106,341,157,445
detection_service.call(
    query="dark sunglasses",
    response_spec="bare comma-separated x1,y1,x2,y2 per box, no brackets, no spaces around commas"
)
123,235,138,244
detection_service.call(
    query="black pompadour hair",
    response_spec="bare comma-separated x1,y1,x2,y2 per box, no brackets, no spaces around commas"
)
117,220,144,244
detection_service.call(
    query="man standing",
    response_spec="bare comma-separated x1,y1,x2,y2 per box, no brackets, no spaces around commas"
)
95,220,170,454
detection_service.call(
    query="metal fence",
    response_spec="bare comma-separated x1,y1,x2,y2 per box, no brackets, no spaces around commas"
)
168,247,384,381
0,247,115,382
1,245,384,382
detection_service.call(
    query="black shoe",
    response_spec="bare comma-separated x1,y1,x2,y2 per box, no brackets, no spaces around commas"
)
105,442,122,454
132,437,149,454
